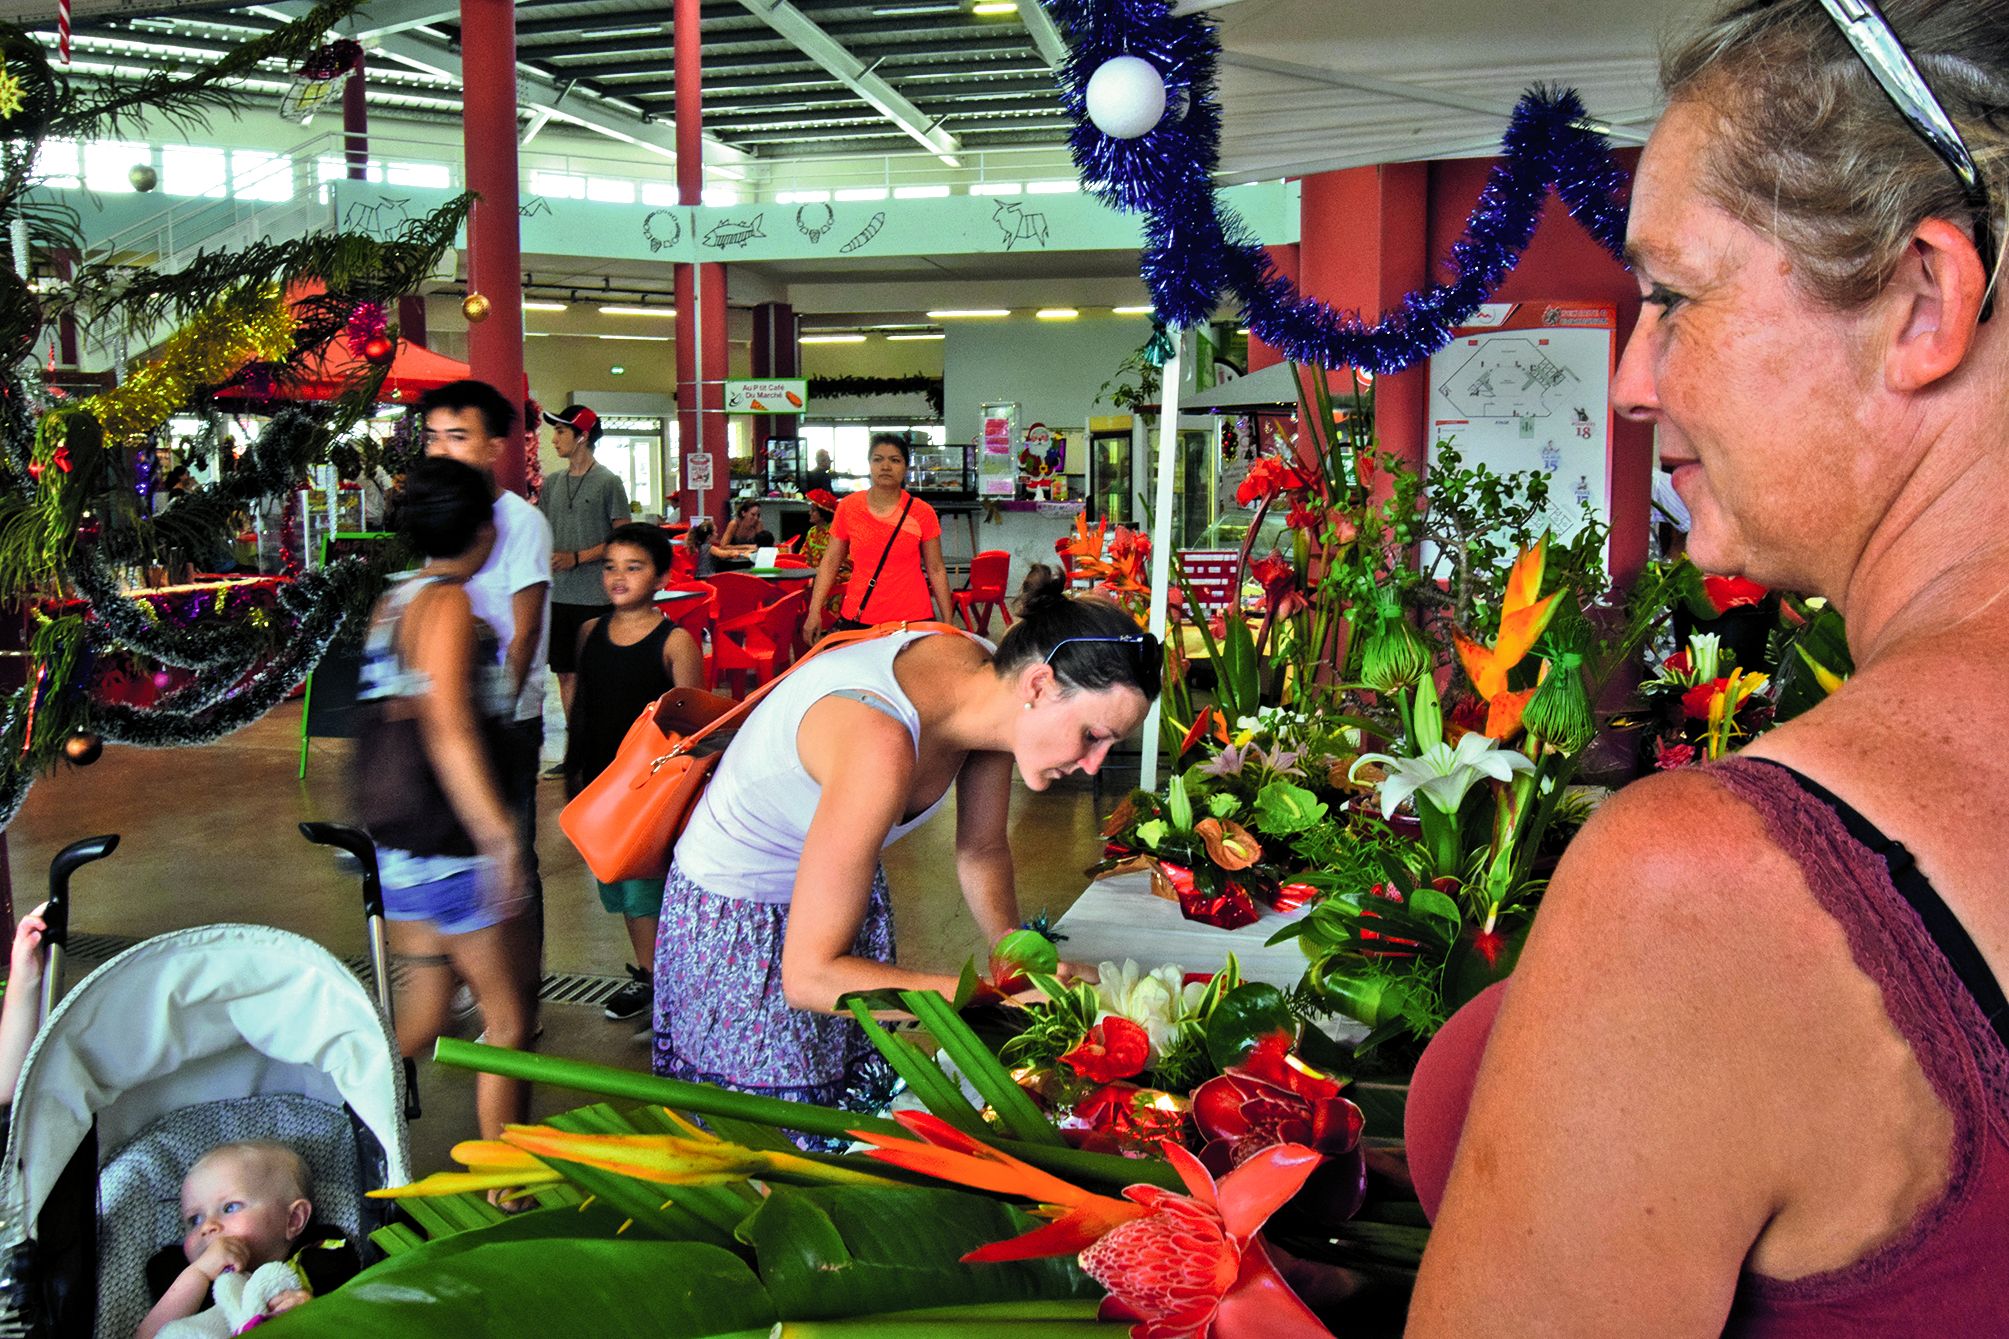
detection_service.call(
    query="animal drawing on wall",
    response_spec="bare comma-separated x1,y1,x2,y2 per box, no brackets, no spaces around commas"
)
703,214,766,250
643,210,683,253
993,200,1050,250
795,203,835,243
339,197,411,236
839,212,885,253
519,196,553,218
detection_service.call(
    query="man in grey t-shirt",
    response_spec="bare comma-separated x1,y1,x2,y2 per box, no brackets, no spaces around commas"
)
537,404,631,724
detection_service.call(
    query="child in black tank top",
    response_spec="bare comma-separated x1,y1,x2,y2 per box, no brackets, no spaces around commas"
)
562,524,703,1021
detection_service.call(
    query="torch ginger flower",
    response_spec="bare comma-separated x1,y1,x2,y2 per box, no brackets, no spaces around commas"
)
854,1111,1330,1339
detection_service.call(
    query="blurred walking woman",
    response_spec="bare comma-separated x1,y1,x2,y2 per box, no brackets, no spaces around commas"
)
656,587,1159,1121
1407,2,2009,1334
804,433,954,638
354,457,537,1142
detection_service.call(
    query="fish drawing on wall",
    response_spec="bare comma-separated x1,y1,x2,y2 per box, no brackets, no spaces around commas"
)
702,214,766,250
993,200,1050,250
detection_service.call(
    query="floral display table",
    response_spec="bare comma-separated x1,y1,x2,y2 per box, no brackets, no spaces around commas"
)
1055,869,1314,988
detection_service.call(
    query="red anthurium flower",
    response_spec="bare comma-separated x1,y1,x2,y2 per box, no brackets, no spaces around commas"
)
1662,648,1692,677
1702,573,1767,615
1681,676,1730,721
1062,1015,1152,1083
1194,817,1262,871
1083,1141,1330,1339
1100,794,1139,840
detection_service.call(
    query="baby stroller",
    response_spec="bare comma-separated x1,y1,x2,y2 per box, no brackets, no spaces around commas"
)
0,824,412,1339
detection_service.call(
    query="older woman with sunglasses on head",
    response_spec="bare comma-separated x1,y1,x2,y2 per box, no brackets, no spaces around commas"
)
653,585,1160,1129
1406,2,2009,1334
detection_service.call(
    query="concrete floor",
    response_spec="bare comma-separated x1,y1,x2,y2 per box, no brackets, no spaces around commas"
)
7,698,1116,1173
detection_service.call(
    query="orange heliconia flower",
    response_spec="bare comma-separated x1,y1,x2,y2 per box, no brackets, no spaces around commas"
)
1453,536,1561,740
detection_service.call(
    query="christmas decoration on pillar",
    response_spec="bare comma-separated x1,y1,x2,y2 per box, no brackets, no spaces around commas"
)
1050,0,1632,374
461,292,491,324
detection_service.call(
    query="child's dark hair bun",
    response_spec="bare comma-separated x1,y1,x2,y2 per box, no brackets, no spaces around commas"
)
1019,579,1070,616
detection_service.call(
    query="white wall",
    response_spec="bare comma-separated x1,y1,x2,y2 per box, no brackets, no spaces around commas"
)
943,315,1154,445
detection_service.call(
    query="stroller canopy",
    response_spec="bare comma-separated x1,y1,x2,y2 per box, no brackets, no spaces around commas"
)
2,923,409,1227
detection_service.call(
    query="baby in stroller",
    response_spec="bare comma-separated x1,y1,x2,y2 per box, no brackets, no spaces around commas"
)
136,1141,360,1339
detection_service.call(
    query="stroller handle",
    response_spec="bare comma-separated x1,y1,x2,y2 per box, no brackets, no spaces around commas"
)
40,834,118,1024
297,823,382,919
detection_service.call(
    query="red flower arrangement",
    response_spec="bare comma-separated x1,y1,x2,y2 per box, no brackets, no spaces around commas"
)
1234,456,1308,508
1702,573,1767,614
1061,1016,1153,1083
1192,1035,1364,1176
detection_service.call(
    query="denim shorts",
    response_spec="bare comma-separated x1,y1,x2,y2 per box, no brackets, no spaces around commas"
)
384,867,519,936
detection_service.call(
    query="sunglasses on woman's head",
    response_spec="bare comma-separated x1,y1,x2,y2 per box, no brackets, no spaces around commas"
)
1042,633,1161,667
1816,0,1997,321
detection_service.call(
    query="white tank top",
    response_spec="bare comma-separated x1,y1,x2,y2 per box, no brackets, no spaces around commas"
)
672,628,988,904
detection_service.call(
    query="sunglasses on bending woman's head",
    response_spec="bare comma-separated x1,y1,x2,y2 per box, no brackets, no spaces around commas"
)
1816,0,1998,321
1043,633,1162,668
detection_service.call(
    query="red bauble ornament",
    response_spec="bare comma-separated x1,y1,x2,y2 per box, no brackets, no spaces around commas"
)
362,335,395,365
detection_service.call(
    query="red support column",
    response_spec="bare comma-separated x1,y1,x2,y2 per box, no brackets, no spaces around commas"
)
750,301,799,443
459,0,526,493
672,0,727,525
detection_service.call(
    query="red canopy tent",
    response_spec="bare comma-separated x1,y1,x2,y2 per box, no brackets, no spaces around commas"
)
213,334,473,404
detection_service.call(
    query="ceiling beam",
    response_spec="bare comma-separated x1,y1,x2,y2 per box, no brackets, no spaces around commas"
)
1016,0,1069,71
1218,52,1650,146
732,0,964,166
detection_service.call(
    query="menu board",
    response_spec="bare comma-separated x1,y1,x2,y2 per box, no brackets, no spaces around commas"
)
978,401,1018,498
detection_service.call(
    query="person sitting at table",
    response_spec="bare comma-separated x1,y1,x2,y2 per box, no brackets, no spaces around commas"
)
803,433,953,636
721,499,764,549
654,586,1160,1131
1406,2,2009,1334
683,519,753,577
802,490,847,630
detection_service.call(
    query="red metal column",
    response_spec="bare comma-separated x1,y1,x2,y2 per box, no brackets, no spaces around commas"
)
459,0,526,492
673,0,727,525
750,301,799,443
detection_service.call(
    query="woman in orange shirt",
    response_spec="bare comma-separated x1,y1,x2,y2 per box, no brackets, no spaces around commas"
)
804,434,954,637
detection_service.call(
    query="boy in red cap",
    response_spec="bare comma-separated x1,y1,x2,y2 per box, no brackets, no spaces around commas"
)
537,404,631,730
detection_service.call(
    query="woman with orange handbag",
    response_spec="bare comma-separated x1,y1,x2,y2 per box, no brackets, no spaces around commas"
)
654,586,1160,1134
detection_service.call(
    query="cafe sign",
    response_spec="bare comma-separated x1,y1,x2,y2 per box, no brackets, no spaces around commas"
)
723,379,808,414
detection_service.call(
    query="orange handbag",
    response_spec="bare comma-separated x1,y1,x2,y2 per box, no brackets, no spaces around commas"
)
559,620,968,883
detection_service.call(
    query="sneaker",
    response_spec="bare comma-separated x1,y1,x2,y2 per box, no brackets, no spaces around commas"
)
541,762,567,780
603,965,651,1021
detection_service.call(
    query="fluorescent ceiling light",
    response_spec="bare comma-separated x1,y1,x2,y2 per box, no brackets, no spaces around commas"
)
887,332,945,341
1035,308,1079,320
874,1,959,12
800,334,868,344
598,305,678,318
599,333,671,342
1236,327,1252,335
610,365,626,375
525,331,549,337
927,308,1011,318
968,181,1021,196
835,186,888,202
522,300,567,312
972,2,1018,13
892,184,951,199
1112,305,1154,315
1026,180,1081,195
585,24,663,38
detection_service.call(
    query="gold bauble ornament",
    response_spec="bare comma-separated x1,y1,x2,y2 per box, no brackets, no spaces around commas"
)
63,731,103,766
461,293,491,323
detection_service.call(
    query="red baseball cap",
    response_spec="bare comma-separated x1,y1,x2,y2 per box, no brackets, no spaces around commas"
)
807,488,839,510
541,404,600,441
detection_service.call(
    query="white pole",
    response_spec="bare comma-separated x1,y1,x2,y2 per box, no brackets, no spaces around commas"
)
1138,329,1183,793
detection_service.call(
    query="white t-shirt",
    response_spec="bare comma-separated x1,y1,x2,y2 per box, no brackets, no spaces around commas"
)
466,490,552,721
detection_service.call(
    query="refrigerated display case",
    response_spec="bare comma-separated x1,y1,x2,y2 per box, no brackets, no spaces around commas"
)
1089,424,1136,525
907,440,975,500
762,436,806,497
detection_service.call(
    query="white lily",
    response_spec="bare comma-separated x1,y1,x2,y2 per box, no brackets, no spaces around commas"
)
1349,733,1536,821
1094,959,1206,1061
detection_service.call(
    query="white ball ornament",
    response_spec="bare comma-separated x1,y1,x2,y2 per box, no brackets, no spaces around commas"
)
1085,55,1167,140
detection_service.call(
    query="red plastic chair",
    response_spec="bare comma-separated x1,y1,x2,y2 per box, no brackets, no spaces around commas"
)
706,571,769,633
773,554,814,569
953,550,1013,636
669,543,697,582
656,581,718,687
713,590,807,695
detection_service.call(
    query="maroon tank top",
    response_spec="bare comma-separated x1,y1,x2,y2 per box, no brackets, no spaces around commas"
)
1405,757,2009,1335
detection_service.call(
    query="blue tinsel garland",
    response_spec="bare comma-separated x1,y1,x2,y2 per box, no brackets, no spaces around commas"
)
1050,0,1632,374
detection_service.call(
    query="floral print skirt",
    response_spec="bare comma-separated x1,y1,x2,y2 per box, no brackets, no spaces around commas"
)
652,861,898,1133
